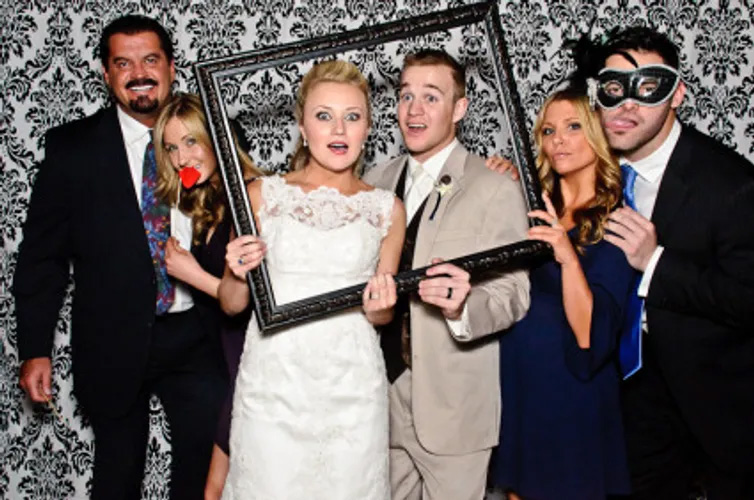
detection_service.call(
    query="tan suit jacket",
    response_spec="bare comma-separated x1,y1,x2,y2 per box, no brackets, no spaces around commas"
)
363,144,530,455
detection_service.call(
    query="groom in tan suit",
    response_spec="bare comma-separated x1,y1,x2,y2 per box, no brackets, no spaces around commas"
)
363,50,530,500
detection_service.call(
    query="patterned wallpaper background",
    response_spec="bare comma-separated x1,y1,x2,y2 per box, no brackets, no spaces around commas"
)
2,1,753,498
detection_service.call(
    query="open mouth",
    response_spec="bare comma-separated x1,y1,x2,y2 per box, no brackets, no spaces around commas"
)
407,123,427,130
126,79,158,93
328,142,349,154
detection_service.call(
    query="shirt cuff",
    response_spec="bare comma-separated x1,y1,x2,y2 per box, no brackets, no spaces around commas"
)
638,246,664,298
447,306,471,340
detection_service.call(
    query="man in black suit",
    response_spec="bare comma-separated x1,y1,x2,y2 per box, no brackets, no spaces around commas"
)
14,15,224,499
597,27,754,499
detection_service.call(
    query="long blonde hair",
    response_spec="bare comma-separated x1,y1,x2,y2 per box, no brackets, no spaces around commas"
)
533,89,622,249
290,60,371,173
153,93,261,243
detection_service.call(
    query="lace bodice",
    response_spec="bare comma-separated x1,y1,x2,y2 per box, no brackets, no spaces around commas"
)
258,175,395,302
260,174,394,232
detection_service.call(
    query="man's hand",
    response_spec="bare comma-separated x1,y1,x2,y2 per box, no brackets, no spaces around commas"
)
418,259,471,320
605,207,658,271
19,357,52,403
485,155,520,181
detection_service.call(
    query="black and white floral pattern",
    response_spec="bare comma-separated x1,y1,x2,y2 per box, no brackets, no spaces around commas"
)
2,1,753,498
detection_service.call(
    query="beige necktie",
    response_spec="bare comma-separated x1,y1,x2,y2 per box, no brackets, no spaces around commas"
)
405,163,428,219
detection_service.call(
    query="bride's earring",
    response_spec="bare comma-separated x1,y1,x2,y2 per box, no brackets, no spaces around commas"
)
303,137,308,148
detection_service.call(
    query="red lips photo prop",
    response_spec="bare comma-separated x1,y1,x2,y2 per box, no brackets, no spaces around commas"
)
179,167,200,188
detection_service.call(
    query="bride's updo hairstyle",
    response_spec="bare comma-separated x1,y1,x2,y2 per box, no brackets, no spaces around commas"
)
290,60,372,173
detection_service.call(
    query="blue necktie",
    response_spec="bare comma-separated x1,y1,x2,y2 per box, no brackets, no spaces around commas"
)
621,164,638,211
618,163,643,379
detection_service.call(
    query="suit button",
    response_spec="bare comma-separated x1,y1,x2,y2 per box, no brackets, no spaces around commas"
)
147,321,153,329
151,277,156,285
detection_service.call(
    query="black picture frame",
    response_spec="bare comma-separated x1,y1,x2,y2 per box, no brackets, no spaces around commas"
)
194,0,549,332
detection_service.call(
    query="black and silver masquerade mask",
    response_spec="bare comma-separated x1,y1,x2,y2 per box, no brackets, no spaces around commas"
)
591,64,680,110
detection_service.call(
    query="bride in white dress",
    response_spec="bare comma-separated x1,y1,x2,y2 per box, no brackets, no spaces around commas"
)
217,60,406,499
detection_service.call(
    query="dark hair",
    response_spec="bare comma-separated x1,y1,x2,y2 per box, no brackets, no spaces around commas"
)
600,26,679,69
99,15,174,67
402,49,466,100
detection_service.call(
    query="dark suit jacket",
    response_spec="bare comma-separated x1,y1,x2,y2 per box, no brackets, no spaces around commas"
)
14,106,172,417
645,125,754,474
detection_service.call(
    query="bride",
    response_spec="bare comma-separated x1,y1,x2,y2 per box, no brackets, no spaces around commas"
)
217,60,405,499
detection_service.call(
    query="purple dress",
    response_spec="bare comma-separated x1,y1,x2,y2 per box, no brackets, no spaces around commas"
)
192,216,249,454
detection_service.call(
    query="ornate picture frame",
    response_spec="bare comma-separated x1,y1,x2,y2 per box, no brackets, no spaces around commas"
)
194,0,549,331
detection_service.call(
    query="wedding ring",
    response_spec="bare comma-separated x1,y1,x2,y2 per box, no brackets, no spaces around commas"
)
238,257,244,265
370,292,380,300
446,287,453,299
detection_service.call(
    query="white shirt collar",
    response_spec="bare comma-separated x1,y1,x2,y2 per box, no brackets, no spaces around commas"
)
407,138,459,182
116,105,151,146
623,119,682,184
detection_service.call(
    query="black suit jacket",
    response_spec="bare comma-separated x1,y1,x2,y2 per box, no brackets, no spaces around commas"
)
645,125,754,474
14,106,166,417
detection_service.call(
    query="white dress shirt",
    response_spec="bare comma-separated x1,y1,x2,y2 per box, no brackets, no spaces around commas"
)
405,139,471,339
405,139,458,220
117,107,194,313
624,119,682,298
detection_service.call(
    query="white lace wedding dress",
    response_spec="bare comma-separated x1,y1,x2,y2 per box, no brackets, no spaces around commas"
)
222,175,393,500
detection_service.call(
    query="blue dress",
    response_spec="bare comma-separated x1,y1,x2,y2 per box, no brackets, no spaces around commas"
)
489,234,635,499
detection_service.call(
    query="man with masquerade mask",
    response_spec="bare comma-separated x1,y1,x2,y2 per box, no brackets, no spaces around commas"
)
14,15,225,499
586,26,754,500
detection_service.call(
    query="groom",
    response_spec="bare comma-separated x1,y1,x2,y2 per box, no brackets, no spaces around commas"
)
363,50,530,500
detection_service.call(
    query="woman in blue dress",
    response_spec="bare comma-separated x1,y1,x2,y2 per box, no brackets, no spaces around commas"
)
489,86,635,499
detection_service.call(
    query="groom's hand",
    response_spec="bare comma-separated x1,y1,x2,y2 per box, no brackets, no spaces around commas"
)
419,259,471,320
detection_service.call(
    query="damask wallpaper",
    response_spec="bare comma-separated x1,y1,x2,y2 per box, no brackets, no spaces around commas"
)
1,1,753,498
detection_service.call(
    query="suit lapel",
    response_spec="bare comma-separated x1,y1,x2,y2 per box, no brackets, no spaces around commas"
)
372,155,407,193
97,107,140,203
95,107,152,250
651,128,692,243
413,144,468,267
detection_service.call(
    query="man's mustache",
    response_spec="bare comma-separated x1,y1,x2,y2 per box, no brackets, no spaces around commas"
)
125,78,158,89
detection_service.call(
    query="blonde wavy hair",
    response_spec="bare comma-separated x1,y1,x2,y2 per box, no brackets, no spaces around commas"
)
533,89,622,249
290,60,371,173
153,93,261,243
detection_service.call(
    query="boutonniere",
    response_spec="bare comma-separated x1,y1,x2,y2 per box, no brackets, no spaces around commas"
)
429,174,453,220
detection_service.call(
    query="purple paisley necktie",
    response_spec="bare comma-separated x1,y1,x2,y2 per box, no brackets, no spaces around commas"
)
140,133,175,315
